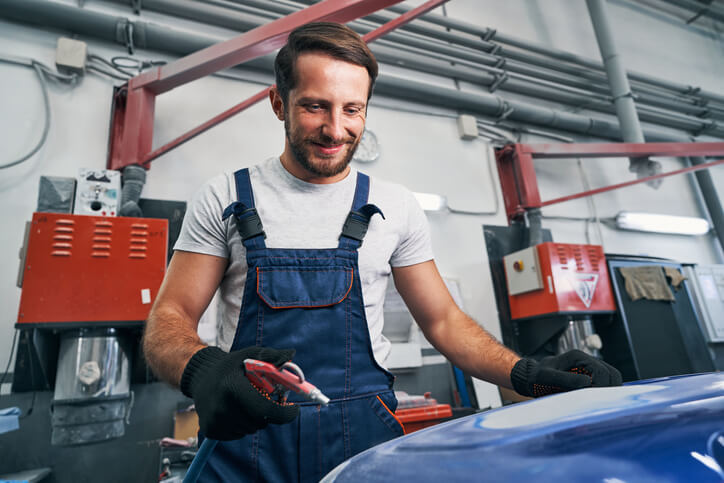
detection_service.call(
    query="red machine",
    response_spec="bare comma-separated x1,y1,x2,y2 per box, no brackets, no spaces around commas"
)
504,242,615,320
17,212,167,326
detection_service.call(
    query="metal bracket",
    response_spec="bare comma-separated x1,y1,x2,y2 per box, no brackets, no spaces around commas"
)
489,73,509,93
611,91,638,102
482,27,496,42
693,120,719,137
116,19,135,55
497,101,515,122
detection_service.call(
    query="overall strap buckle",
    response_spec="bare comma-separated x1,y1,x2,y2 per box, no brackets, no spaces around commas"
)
222,201,266,241
340,204,385,243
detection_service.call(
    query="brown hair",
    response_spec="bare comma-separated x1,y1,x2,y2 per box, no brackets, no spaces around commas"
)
274,22,378,106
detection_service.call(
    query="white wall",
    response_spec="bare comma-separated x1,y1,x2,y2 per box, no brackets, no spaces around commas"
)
1,1,723,406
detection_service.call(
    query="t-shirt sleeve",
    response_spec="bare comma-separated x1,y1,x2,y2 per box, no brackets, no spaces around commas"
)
390,188,435,267
173,174,230,258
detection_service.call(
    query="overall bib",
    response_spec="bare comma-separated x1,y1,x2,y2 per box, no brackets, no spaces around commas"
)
200,168,404,482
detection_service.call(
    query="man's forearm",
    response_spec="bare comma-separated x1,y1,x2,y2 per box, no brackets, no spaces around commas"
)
421,310,520,389
143,305,207,387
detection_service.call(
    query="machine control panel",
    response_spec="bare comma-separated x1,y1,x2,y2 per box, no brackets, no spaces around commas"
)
73,168,120,216
504,246,544,296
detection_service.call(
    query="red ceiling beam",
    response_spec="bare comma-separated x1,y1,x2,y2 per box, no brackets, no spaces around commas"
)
135,0,451,168
539,157,724,208
109,0,450,171
131,0,406,95
519,142,724,158
496,142,724,222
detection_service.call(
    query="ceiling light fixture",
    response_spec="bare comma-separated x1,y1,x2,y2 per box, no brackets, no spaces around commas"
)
413,192,448,212
614,211,710,236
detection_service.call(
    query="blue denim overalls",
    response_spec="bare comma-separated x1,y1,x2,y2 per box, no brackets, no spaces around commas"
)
199,168,404,482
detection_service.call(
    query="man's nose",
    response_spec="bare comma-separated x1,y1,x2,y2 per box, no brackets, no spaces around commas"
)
321,109,346,141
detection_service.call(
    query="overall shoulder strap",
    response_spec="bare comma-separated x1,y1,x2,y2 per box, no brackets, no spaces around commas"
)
221,168,267,250
338,172,384,250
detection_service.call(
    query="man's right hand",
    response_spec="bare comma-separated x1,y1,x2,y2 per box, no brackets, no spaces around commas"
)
180,346,300,441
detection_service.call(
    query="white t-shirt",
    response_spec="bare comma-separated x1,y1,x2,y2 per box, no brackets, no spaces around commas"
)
174,157,434,366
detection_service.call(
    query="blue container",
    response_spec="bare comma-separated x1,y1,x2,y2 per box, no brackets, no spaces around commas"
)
323,373,724,482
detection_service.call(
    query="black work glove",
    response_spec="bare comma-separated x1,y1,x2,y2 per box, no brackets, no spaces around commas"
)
510,349,622,398
180,346,300,441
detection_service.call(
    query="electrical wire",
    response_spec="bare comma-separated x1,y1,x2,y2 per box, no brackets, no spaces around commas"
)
0,55,78,170
87,53,132,78
1,62,51,170
87,63,132,81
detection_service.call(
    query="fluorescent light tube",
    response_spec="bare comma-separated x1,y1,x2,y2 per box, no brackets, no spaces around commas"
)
615,211,710,235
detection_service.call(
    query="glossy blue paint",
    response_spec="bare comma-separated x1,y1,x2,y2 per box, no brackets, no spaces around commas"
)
323,373,724,482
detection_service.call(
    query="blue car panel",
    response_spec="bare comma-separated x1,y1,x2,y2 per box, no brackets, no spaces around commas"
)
323,373,724,482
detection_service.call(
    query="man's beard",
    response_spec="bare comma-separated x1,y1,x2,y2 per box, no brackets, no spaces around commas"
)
285,118,361,178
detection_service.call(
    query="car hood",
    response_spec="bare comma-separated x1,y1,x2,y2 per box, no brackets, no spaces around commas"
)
323,373,724,482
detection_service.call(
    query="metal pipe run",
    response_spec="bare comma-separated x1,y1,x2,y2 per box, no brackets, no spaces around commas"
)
98,0,724,133
225,0,724,115
658,0,724,24
586,0,645,143
0,0,698,144
383,1,724,107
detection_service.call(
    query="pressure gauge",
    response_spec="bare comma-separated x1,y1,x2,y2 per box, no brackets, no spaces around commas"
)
353,129,380,163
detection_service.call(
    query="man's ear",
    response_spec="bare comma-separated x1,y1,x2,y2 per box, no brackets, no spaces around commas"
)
269,87,285,121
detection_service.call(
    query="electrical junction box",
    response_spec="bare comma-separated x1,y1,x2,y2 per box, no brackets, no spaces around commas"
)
684,264,724,342
16,212,167,326
504,242,616,320
503,246,544,296
457,114,478,140
74,168,121,216
55,37,87,75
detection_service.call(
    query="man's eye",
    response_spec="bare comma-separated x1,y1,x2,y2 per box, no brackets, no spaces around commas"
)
345,107,361,115
306,104,322,111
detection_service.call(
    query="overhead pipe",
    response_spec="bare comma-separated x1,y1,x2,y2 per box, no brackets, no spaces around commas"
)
108,0,724,125
585,0,660,184
586,0,645,143
658,0,724,24
383,2,724,107
97,0,724,134
371,44,722,133
0,0,703,143
223,0,724,115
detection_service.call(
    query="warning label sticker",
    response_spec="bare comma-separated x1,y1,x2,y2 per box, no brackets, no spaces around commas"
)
569,273,599,308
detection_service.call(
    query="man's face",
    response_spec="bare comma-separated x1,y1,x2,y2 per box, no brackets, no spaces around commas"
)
276,52,370,181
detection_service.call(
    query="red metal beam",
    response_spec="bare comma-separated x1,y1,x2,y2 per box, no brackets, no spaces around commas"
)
141,87,271,166
539,157,724,208
132,0,407,95
520,142,724,158
362,0,449,42
136,0,451,168
495,142,724,223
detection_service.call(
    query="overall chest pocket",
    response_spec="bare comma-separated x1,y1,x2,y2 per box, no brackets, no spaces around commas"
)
256,266,354,309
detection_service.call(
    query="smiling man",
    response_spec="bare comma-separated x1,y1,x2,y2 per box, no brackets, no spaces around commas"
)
143,22,621,482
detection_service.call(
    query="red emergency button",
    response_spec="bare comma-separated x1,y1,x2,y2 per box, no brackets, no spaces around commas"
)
513,260,524,272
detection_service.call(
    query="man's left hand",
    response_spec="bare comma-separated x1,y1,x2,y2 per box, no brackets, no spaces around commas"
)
511,350,622,398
